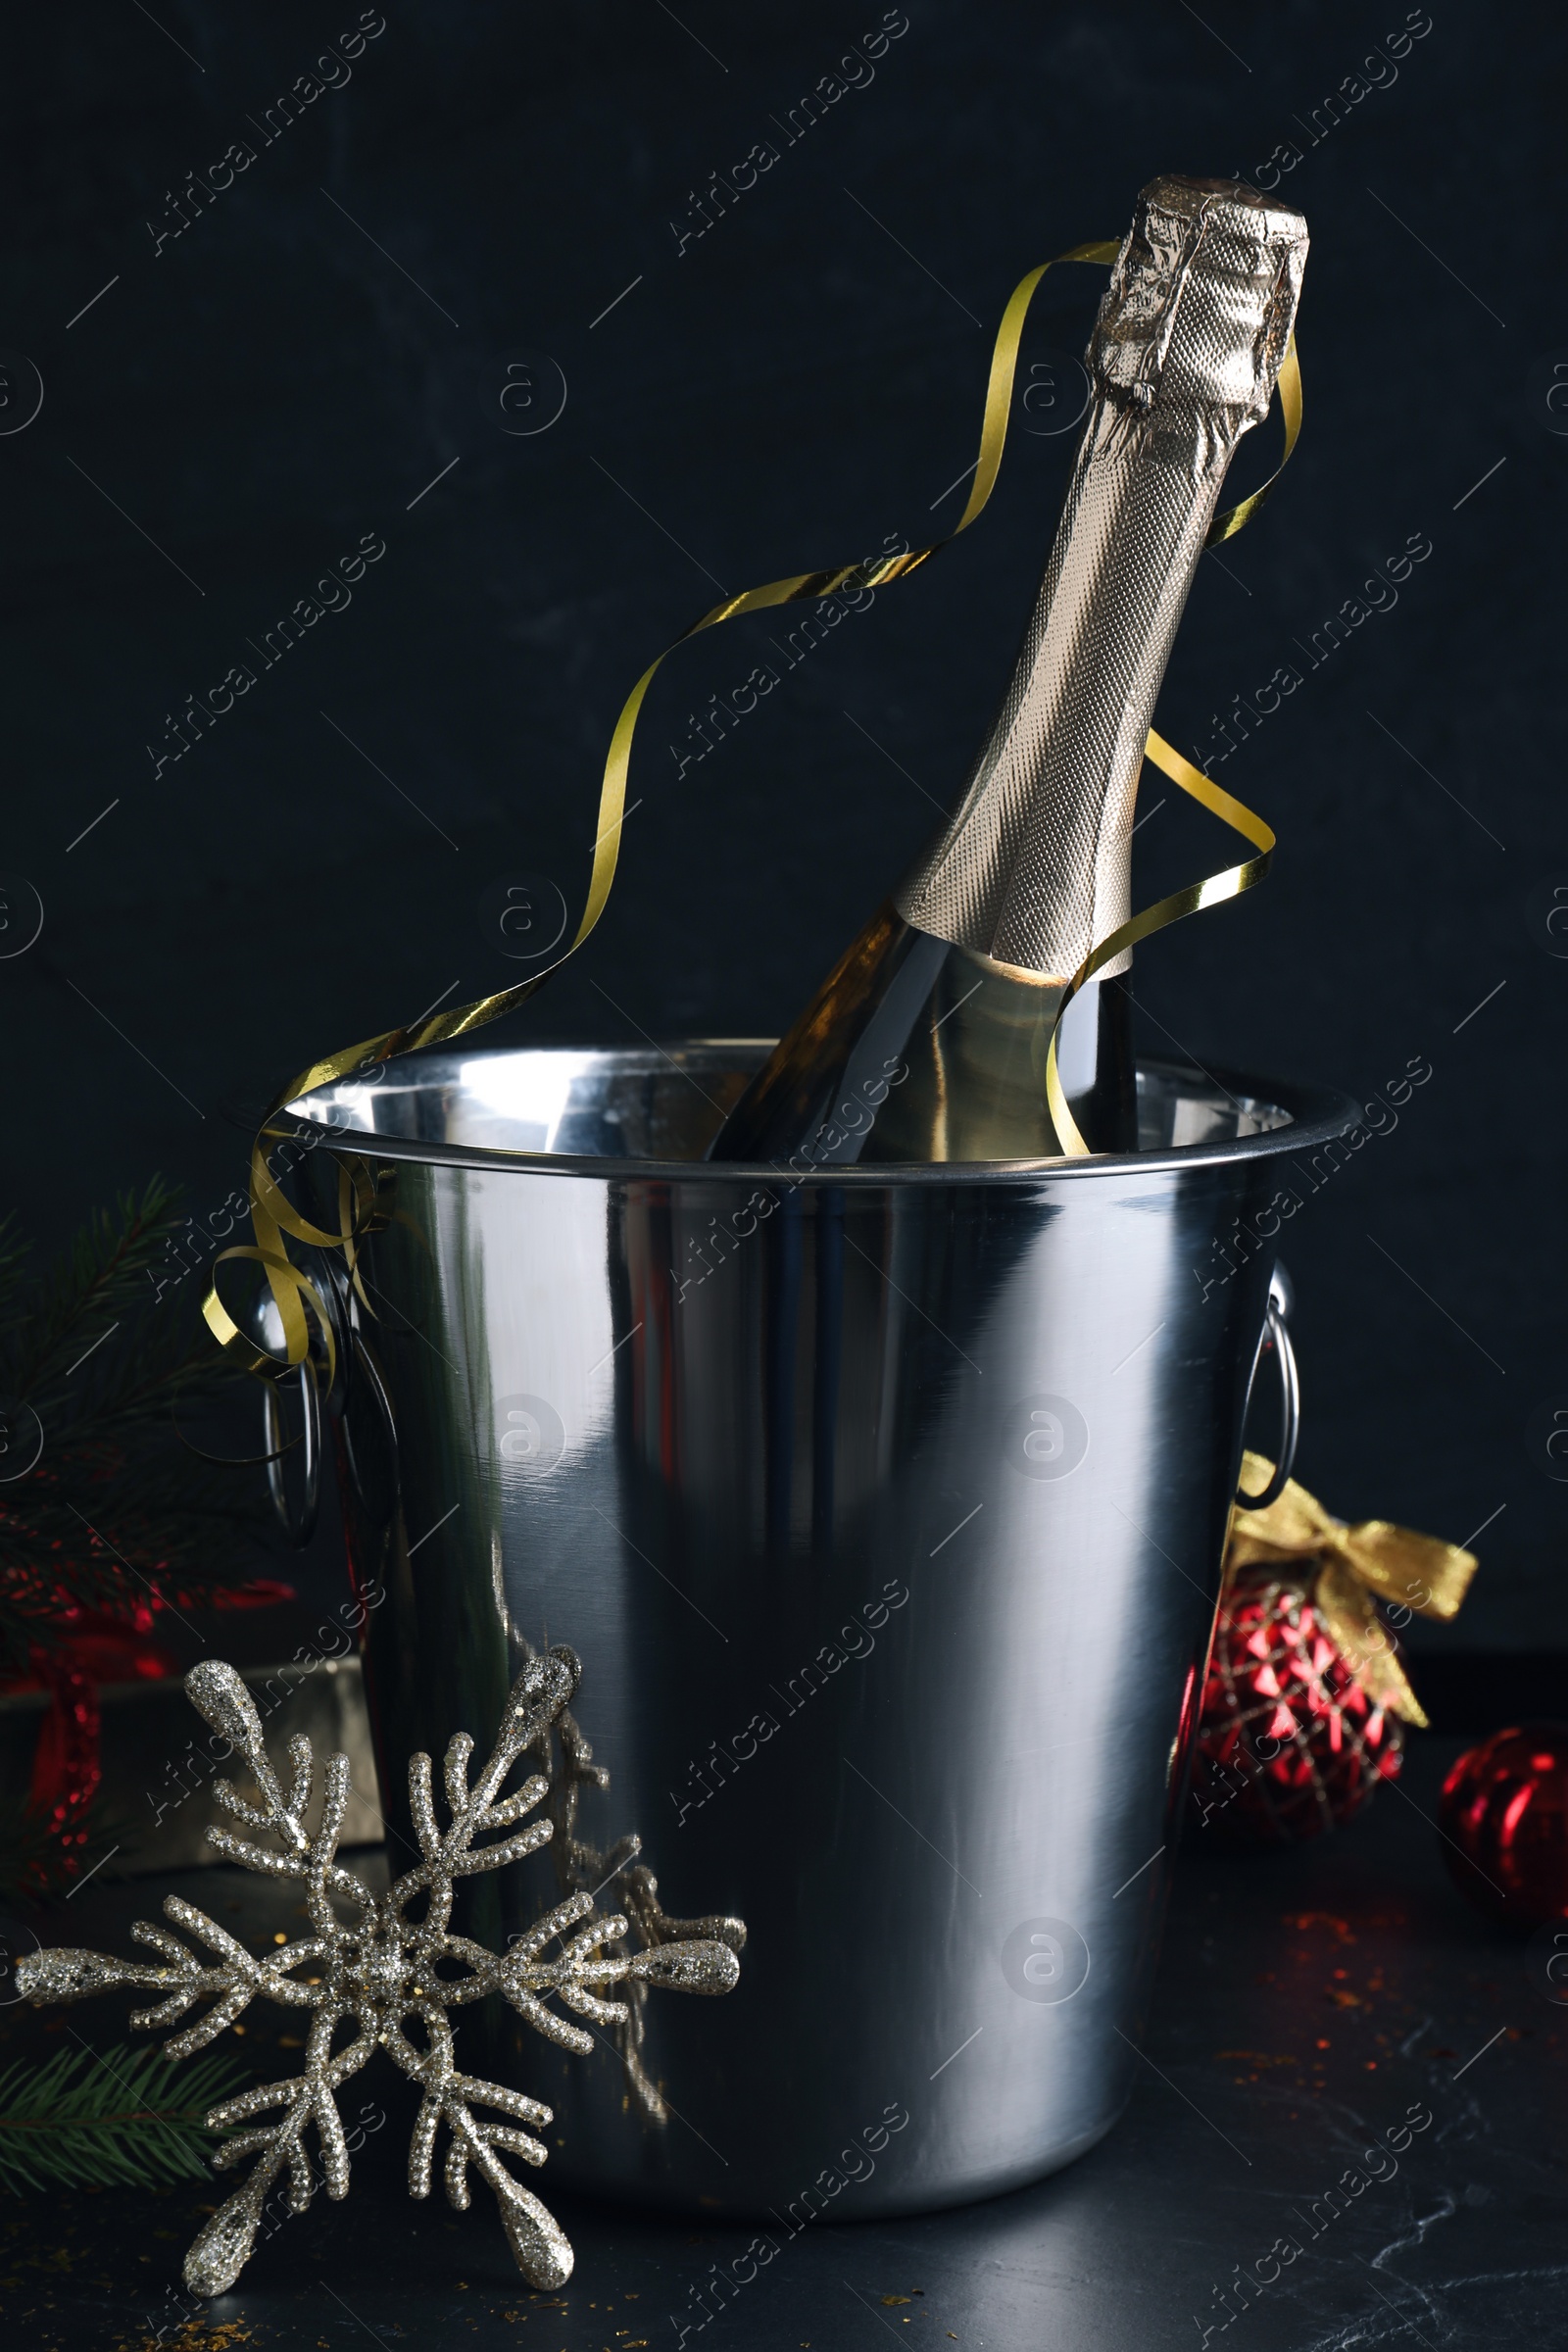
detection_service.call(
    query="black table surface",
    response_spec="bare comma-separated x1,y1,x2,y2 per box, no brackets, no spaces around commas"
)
3,1733,1562,2351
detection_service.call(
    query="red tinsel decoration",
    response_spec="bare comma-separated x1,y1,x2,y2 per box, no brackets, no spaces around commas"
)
1192,1570,1405,1842
2,1580,293,1877
23,1614,177,1858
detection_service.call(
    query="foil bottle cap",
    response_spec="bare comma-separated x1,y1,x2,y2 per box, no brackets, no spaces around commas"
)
895,175,1307,981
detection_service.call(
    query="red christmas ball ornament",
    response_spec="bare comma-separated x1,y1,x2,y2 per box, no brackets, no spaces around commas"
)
1192,1571,1405,1842
1438,1723,1568,1927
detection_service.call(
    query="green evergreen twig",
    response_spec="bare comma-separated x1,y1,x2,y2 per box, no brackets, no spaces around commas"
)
0,2040,248,2193
0,1180,275,1898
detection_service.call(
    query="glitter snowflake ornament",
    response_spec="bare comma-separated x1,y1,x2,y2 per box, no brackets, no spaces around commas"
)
18,1650,744,2293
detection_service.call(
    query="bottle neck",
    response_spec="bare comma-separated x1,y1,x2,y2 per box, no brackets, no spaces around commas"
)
895,385,1242,981
896,180,1305,984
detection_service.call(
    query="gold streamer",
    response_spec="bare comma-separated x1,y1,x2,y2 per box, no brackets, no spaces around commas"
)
1044,736,1278,1156
1208,337,1301,545
207,239,1299,1374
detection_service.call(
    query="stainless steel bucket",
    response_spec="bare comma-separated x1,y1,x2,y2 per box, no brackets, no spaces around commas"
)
275,1042,1352,2220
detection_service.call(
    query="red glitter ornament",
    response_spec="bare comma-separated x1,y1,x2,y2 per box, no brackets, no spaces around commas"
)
1192,1570,1405,1842
1438,1723,1568,1927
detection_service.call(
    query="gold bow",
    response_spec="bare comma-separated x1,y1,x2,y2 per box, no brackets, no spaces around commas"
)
1225,1453,1479,1730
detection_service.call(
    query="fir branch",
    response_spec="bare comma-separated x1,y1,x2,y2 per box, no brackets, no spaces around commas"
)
0,1807,79,1903
0,1177,270,1682
0,1774,136,1903
9,1181,244,1436
3,1180,179,1399
0,1488,265,1685
0,2040,248,2193
0,1217,31,1351
0,1180,283,1896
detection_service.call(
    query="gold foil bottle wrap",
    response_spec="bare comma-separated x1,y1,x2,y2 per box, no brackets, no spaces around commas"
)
895,174,1308,980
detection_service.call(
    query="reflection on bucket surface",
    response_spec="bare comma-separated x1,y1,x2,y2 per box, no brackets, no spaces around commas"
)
497,1396,565,1472
1002,1918,1092,2005
281,1041,1353,2218
1006,1394,1089,1480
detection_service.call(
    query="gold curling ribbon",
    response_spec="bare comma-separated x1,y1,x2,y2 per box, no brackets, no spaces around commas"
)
1223,1451,1480,1730
1045,333,1301,1158
1043,736,1279,1157
206,241,1300,1375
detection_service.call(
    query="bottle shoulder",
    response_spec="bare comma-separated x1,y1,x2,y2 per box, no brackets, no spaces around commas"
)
708,913,1137,1163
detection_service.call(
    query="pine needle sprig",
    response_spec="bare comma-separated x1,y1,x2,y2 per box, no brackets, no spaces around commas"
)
0,1808,98,1905
4,1177,242,1430
0,1178,271,1688
3,1179,172,1396
0,2040,249,2194
0,1183,287,1902
0,1218,31,1353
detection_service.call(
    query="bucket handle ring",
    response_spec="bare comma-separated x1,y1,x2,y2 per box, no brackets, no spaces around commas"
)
1235,1263,1299,1513
262,1356,321,1549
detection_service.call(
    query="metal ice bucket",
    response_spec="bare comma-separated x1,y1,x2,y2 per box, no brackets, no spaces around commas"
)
278,1042,1352,2219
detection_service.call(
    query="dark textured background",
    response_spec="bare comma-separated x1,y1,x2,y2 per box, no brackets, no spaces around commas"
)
2,2,1561,1645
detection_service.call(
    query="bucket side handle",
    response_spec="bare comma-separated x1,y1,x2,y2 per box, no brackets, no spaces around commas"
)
263,1356,322,1549
1234,1263,1299,1512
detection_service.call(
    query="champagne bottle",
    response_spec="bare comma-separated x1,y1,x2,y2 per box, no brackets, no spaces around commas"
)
709,175,1307,1165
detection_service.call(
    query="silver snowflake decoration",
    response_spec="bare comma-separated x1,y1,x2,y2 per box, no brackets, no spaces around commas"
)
18,1648,744,2294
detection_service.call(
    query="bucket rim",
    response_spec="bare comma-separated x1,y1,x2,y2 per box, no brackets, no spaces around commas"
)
279,1041,1361,1187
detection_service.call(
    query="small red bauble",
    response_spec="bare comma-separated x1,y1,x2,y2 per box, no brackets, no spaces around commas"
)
1438,1723,1568,1927
1192,1571,1405,1842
